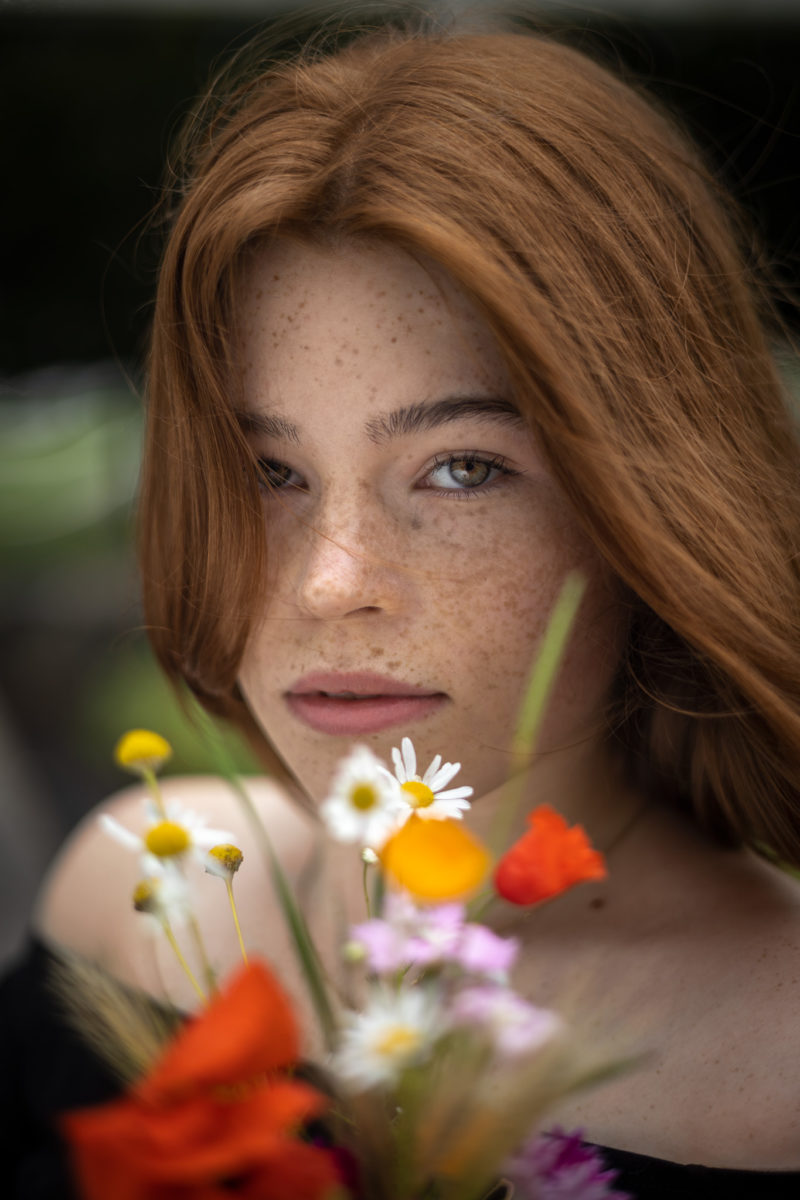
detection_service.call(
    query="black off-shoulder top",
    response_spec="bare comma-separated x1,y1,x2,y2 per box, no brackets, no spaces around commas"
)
2,939,799,1199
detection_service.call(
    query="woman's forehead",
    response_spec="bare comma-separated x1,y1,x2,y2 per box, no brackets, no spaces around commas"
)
235,238,512,419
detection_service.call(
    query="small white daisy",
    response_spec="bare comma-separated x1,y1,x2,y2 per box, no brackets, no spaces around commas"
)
320,745,404,848
100,799,235,876
391,736,473,820
132,862,192,930
333,987,442,1090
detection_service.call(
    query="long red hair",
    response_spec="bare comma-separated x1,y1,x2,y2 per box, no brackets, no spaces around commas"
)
140,24,800,860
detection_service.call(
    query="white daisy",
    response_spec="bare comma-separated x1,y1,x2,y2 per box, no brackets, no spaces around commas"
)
132,862,192,930
391,736,473,820
320,745,404,848
100,798,235,876
333,986,442,1090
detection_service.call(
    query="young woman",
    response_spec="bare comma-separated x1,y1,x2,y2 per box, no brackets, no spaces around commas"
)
7,19,800,1198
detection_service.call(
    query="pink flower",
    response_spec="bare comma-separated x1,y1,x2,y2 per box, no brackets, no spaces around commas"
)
456,923,519,977
350,894,464,973
350,898,518,980
449,986,562,1056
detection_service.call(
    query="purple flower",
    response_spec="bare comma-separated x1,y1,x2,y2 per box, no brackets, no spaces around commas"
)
504,1128,631,1200
449,986,562,1056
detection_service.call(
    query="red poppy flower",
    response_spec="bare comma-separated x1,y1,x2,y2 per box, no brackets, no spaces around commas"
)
493,805,607,906
62,960,339,1200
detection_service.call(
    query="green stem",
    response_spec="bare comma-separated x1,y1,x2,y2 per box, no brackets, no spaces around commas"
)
192,710,338,1050
362,859,371,917
489,570,587,859
187,911,217,993
160,919,207,1005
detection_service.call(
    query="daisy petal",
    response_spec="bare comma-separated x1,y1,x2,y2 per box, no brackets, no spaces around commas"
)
401,737,416,780
427,761,461,791
391,746,406,781
193,825,237,849
422,755,442,785
99,813,142,852
434,786,473,802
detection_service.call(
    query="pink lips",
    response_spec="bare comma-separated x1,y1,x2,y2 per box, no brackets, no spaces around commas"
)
285,672,447,736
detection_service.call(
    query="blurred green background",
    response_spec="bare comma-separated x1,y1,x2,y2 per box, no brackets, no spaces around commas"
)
1,1,799,960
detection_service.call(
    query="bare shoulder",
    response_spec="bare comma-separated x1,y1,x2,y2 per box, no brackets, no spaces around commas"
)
34,774,318,1008
556,837,800,1168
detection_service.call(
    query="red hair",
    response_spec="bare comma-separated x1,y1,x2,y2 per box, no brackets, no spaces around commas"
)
140,24,800,860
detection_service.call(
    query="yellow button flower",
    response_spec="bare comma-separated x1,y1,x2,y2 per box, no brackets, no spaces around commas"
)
114,730,172,774
205,843,244,878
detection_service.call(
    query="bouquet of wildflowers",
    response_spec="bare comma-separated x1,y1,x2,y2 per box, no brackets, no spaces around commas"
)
59,577,633,1200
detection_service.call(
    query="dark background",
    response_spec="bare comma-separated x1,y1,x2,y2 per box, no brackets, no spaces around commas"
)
2,8,800,377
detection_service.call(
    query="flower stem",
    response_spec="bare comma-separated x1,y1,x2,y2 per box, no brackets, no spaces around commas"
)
226,879,249,965
141,765,167,819
160,919,207,1005
362,859,371,918
188,912,217,993
489,570,586,859
192,710,338,1050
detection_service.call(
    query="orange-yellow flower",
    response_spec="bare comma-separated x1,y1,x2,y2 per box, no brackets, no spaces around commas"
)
493,805,607,906
380,813,491,902
62,961,338,1200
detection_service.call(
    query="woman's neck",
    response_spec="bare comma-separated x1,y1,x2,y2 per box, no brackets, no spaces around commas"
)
464,732,641,859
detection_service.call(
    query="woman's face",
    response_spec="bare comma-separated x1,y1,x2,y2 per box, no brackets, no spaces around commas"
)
236,239,622,804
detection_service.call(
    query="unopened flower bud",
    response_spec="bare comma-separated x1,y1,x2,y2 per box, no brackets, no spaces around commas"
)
132,880,158,914
361,846,379,865
205,843,244,878
342,939,367,964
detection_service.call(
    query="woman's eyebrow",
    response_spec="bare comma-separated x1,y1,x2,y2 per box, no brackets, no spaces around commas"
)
364,395,524,444
235,395,523,444
235,410,301,443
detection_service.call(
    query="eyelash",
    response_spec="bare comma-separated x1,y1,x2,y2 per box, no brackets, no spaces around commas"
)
253,451,518,498
255,458,302,493
422,452,519,498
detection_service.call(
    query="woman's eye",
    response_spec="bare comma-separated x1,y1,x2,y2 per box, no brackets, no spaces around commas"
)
424,453,516,493
255,457,302,492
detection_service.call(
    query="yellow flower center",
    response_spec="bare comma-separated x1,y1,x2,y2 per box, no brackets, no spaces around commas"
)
145,821,191,857
114,729,172,773
350,783,378,811
375,1024,421,1060
132,880,156,912
402,779,436,808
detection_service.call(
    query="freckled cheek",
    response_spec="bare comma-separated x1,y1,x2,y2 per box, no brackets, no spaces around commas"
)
423,526,560,669
426,505,618,702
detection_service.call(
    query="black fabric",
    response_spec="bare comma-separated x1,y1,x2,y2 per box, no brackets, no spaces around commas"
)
2,937,800,1199
596,1144,800,1199
1,938,120,1200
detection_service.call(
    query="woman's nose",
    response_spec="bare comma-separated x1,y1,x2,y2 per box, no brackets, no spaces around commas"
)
292,506,410,620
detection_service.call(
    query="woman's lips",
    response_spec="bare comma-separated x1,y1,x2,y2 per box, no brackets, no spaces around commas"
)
285,672,447,736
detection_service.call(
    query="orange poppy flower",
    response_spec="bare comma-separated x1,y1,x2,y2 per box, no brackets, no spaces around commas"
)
62,960,339,1200
493,805,607,906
